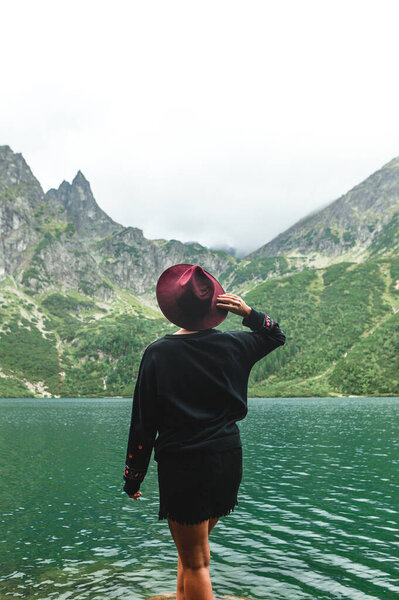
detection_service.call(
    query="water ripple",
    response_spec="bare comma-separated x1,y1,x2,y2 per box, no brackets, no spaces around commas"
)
0,396,398,600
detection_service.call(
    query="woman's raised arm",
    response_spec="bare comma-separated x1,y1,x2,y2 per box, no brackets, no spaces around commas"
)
217,292,286,366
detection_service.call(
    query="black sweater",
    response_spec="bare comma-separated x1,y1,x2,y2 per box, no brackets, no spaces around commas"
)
123,306,286,495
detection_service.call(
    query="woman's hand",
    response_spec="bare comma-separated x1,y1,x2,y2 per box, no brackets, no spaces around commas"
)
216,293,251,318
128,491,142,500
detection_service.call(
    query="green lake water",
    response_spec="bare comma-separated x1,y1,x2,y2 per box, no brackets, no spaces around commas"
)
0,397,398,600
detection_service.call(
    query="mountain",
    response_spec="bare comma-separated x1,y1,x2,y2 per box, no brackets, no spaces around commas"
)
0,146,398,398
0,145,48,278
46,170,123,240
0,145,236,300
245,156,399,266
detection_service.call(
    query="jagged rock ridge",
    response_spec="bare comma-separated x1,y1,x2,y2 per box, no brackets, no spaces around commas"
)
0,145,236,299
246,156,399,261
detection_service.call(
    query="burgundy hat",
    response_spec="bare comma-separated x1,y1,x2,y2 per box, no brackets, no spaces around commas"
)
156,263,228,330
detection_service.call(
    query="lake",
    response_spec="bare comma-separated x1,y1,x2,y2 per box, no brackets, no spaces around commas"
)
0,397,398,600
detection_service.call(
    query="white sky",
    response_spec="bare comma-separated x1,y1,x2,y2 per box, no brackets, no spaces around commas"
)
1,0,399,258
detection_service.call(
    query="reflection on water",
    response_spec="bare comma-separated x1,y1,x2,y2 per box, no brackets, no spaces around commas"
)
0,397,398,599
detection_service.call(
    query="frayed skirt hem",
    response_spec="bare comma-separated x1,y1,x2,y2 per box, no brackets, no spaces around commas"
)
158,500,238,525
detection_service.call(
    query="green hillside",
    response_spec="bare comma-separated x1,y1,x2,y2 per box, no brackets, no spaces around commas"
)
238,257,399,397
1,256,398,398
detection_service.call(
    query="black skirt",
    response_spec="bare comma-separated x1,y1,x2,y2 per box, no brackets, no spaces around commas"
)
157,445,243,525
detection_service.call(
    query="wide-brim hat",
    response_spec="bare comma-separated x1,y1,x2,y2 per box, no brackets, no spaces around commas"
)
156,263,228,330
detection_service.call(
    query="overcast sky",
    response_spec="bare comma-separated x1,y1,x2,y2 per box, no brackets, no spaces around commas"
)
1,0,399,258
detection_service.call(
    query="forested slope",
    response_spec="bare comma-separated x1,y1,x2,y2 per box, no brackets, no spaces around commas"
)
1,257,397,397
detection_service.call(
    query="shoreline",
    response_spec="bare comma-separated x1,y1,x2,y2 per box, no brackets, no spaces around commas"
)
1,395,398,400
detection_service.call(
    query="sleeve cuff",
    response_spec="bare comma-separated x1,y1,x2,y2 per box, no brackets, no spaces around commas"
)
242,307,266,331
123,477,141,495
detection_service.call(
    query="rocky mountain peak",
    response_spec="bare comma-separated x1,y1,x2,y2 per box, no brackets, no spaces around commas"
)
0,145,44,199
0,146,47,279
1,145,234,299
72,170,90,187
246,155,399,261
46,171,123,239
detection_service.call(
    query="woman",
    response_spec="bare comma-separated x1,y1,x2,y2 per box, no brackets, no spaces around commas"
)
123,263,286,600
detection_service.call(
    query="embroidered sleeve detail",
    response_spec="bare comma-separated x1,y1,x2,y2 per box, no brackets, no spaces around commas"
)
124,465,147,481
241,306,286,366
242,307,276,332
263,315,275,330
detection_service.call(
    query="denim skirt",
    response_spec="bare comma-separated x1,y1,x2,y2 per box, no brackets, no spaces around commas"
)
157,445,243,525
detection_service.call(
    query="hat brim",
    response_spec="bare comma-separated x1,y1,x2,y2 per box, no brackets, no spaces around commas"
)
156,263,228,330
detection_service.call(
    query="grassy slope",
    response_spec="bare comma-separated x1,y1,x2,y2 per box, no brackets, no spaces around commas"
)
0,257,398,398
242,257,399,397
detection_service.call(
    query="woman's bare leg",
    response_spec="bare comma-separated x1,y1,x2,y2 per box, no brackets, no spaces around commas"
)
177,553,184,600
208,516,219,536
175,516,219,599
169,518,214,600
